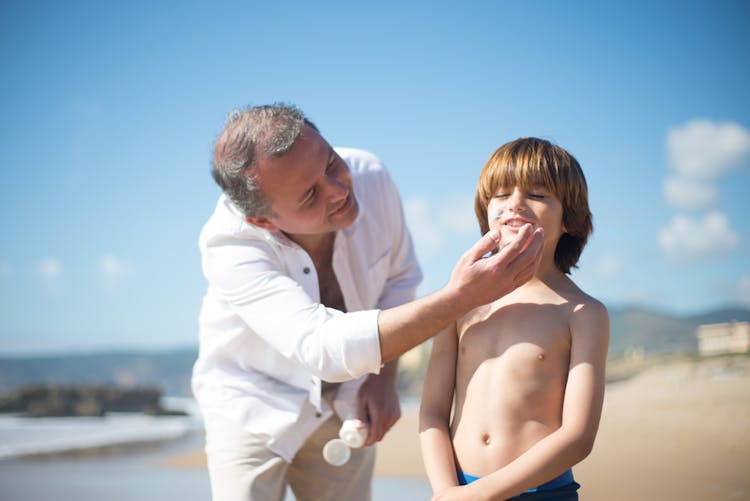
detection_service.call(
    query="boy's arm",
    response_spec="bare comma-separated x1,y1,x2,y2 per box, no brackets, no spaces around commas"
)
448,299,610,501
419,322,460,493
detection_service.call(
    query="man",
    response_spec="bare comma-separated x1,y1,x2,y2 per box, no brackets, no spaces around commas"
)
192,103,544,501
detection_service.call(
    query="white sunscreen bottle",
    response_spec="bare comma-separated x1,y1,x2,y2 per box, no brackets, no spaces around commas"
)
339,418,368,449
323,419,369,466
322,438,351,466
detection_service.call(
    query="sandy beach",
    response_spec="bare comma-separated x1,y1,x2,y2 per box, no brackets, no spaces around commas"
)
161,356,750,500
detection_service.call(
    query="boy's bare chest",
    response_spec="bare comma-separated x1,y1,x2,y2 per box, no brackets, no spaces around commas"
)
457,301,572,363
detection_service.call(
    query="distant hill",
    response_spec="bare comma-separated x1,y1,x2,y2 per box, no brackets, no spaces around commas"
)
1,305,748,397
0,349,198,397
607,305,750,358
683,307,750,326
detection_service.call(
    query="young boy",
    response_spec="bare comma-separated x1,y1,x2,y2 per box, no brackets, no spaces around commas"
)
419,137,609,501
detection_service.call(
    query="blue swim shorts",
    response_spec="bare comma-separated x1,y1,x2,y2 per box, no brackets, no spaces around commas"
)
456,469,579,500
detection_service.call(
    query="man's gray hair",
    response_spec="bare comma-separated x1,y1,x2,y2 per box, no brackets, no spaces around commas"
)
211,103,316,218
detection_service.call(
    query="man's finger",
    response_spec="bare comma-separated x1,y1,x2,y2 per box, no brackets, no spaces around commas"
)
508,229,544,282
464,229,502,262
496,224,535,260
355,394,368,424
518,228,544,261
365,408,384,445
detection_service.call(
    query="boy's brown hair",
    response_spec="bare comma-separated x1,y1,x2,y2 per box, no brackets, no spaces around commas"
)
474,137,593,274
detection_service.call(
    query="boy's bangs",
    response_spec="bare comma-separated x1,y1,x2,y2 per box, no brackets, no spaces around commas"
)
489,158,558,195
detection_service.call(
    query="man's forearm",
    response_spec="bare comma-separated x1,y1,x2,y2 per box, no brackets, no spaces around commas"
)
377,287,464,363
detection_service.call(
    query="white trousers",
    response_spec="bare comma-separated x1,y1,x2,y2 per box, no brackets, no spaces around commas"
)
203,411,375,501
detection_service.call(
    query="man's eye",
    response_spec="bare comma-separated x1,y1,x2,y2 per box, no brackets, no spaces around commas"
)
302,188,317,205
326,157,340,174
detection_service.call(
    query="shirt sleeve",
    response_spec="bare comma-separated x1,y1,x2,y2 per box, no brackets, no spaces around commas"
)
201,229,383,383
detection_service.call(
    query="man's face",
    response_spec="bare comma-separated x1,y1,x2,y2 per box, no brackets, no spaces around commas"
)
247,125,359,239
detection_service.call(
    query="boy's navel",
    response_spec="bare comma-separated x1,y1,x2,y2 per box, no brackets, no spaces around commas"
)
482,433,491,445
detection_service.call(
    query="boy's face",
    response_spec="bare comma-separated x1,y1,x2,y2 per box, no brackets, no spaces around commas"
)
487,184,565,253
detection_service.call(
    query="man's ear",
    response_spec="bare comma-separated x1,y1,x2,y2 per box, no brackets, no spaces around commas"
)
245,216,279,232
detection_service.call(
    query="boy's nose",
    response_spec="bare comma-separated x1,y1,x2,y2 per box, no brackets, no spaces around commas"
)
505,188,526,211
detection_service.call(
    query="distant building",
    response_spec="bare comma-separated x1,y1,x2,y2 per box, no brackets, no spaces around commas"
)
696,321,750,357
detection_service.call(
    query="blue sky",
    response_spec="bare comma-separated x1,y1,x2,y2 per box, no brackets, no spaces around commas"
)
1,1,748,355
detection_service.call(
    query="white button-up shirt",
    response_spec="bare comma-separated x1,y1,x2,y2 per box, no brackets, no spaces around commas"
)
192,148,422,461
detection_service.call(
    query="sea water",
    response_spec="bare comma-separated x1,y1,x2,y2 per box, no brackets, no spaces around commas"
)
0,413,200,460
0,400,431,500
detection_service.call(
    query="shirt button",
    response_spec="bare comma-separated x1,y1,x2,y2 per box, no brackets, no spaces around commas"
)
315,412,322,418
303,267,310,274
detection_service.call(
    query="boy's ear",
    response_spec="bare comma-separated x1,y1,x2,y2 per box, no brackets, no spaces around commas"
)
245,216,279,232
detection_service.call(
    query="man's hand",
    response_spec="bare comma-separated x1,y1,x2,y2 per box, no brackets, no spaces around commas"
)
448,224,544,311
355,362,401,446
376,224,544,364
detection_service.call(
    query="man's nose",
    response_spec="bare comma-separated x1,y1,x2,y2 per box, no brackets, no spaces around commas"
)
325,174,348,201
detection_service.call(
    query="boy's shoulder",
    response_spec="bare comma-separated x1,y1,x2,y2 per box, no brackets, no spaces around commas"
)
551,276,609,326
554,275,606,308
569,283,606,310
562,281,609,338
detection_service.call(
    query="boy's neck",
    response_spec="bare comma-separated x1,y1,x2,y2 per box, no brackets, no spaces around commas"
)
532,260,567,285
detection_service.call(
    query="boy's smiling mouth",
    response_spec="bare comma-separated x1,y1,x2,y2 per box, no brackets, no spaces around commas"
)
501,217,535,229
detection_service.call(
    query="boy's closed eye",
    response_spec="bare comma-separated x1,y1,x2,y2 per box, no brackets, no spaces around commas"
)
493,187,548,199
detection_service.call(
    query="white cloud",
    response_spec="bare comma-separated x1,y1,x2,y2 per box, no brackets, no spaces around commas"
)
439,198,478,234
404,193,477,259
594,255,624,278
667,120,750,179
404,196,441,258
36,258,62,281
660,119,747,267
659,211,739,261
663,176,718,210
98,254,129,286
